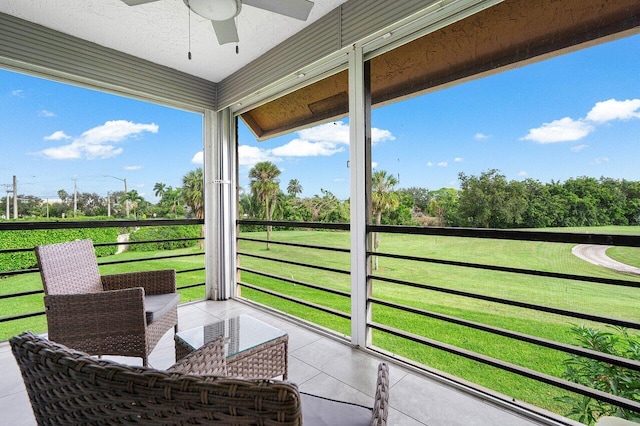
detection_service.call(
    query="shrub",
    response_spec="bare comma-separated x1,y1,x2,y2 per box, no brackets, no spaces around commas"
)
0,227,118,272
556,325,640,424
128,225,201,251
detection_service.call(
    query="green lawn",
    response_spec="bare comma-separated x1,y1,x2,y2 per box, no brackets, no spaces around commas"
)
238,226,640,418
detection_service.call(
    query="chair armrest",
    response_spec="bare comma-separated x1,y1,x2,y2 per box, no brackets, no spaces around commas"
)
44,287,147,342
102,269,176,295
168,337,228,376
371,363,390,426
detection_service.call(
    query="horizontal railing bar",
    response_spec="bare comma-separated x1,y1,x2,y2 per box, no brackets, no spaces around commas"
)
0,310,45,323
176,267,205,274
238,266,351,298
372,275,640,330
238,281,351,320
98,252,204,267
1,262,204,279
0,247,32,254
0,289,43,299
369,321,640,413
369,225,640,247
0,268,38,278
237,237,350,253
177,282,205,290
0,218,203,231
0,237,203,255
94,237,203,247
238,220,349,231
371,251,640,289
238,251,350,275
370,297,640,371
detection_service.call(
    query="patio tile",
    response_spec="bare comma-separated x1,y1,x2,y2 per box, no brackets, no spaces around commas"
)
390,371,541,426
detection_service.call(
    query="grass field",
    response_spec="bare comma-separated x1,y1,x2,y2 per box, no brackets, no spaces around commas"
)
237,226,640,418
1,226,638,421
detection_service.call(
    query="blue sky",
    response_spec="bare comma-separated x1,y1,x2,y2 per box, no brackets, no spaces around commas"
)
2,33,639,203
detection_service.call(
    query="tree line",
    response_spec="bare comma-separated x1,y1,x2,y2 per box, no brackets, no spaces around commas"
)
4,163,639,230
1,169,204,220
241,164,640,229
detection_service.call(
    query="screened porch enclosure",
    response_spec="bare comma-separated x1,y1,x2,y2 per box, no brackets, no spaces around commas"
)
1,0,640,424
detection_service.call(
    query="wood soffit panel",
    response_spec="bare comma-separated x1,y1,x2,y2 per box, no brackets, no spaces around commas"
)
242,0,640,141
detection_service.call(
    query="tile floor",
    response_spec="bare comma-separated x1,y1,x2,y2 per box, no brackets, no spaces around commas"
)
0,299,580,425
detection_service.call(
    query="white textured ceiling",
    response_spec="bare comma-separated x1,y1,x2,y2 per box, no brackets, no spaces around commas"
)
0,0,348,82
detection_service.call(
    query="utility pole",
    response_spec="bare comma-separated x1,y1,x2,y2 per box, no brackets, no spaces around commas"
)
73,178,78,217
12,175,17,219
3,186,10,219
107,192,111,217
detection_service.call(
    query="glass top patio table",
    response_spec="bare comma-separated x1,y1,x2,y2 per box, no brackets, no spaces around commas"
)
174,314,289,379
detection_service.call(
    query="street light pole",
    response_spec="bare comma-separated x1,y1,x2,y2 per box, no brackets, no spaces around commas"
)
105,175,129,217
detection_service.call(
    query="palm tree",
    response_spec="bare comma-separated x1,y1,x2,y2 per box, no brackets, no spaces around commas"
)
248,161,281,250
287,179,303,197
121,189,143,219
153,182,166,198
182,168,204,248
181,169,204,219
164,186,181,218
371,170,400,270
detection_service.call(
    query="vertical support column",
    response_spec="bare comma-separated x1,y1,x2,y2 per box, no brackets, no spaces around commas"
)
204,108,237,300
203,109,217,300
349,44,372,347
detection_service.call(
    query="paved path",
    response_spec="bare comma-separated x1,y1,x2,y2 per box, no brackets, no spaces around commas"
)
572,244,640,275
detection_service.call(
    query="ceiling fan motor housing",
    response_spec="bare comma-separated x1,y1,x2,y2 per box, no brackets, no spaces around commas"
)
185,0,242,21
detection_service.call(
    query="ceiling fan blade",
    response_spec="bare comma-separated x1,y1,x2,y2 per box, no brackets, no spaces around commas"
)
211,19,239,44
243,0,314,21
120,0,161,5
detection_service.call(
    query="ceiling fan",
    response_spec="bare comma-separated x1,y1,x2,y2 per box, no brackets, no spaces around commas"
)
121,0,315,45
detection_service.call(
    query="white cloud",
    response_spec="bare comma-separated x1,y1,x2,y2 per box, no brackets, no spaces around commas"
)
37,120,158,160
454,157,464,163
591,157,609,165
372,161,378,169
521,117,594,143
585,98,640,124
191,151,203,164
80,120,158,144
518,171,528,177
474,132,490,141
298,121,350,144
239,120,394,168
522,98,640,145
571,144,588,152
371,128,396,144
39,110,56,117
437,161,448,167
11,90,24,98
238,145,281,167
44,131,71,141
427,162,433,167
124,165,143,171
271,139,344,157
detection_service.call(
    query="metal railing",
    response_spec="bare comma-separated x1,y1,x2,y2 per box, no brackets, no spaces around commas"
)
0,219,205,338
236,219,640,418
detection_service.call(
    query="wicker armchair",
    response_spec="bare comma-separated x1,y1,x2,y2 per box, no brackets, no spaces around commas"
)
11,331,390,426
34,238,180,366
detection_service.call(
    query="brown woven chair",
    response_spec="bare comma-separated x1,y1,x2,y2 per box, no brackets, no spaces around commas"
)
11,331,390,426
34,238,180,366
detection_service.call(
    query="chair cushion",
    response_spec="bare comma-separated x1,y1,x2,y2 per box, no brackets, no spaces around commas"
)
145,293,180,324
301,392,372,426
